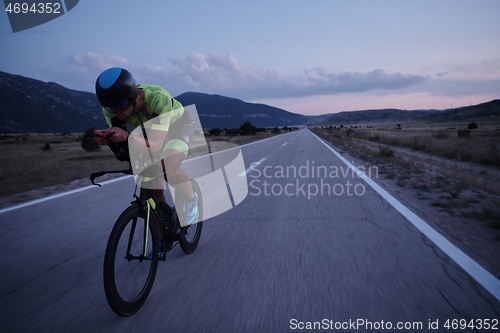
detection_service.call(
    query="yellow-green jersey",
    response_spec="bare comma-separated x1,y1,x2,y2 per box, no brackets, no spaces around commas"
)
102,84,190,162
102,84,184,131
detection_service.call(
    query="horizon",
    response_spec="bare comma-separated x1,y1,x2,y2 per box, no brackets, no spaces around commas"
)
2,69,498,118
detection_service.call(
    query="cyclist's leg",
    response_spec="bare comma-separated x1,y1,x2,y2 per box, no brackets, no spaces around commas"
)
152,189,166,204
161,149,194,201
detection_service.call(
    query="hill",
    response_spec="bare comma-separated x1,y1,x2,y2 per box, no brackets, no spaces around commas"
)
317,100,500,126
419,100,500,122
175,92,315,129
0,71,105,133
0,71,317,132
317,108,441,126
2,70,498,132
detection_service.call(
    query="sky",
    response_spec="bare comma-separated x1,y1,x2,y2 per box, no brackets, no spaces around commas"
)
0,0,499,115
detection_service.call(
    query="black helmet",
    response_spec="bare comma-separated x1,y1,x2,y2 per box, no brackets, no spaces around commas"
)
95,67,137,108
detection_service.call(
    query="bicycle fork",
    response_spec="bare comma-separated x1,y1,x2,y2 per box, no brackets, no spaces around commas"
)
124,201,153,261
143,200,153,259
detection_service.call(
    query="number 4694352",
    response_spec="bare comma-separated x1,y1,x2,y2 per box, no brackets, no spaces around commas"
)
5,3,61,14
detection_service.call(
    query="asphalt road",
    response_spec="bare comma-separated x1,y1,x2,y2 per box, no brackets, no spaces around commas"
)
1,129,499,332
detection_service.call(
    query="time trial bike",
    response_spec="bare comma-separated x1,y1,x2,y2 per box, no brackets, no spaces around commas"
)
90,166,203,316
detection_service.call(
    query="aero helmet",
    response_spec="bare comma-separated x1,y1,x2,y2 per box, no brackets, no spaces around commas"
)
95,67,137,108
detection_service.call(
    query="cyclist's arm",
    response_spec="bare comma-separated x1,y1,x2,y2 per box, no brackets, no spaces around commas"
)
128,128,168,153
96,110,131,161
93,129,112,145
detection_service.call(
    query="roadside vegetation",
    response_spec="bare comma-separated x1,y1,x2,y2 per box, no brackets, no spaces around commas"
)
317,123,500,167
0,123,299,198
0,132,124,198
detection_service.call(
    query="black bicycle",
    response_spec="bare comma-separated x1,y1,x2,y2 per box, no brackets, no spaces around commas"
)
90,167,203,316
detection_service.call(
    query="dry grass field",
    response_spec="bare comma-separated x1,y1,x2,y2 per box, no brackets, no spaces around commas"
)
0,130,288,199
319,119,500,167
0,133,125,198
311,118,500,207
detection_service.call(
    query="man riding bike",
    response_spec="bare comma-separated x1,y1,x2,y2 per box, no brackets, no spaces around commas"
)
93,67,199,257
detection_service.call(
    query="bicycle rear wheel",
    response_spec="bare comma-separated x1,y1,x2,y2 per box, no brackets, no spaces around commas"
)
103,204,159,316
178,180,203,254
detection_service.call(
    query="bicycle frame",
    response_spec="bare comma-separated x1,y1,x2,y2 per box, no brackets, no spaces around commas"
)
91,167,180,259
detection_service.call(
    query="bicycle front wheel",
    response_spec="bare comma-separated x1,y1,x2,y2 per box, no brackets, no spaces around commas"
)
103,204,159,316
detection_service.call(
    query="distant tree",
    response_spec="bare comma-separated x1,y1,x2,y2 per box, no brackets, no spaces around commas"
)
209,128,222,136
467,122,478,129
42,142,51,151
339,124,344,129
272,126,280,134
240,122,257,135
81,127,101,152
225,128,239,136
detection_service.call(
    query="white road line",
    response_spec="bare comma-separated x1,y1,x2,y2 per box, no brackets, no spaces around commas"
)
309,129,500,303
238,158,267,177
282,142,288,146
0,131,298,213
184,130,296,161
0,176,132,214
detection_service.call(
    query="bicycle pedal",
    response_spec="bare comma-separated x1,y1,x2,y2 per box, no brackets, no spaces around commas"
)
166,228,181,241
164,240,174,252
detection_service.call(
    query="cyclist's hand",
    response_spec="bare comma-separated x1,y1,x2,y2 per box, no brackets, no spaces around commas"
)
107,127,129,143
94,129,112,145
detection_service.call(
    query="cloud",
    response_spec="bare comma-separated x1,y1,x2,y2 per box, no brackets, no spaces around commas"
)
165,52,429,99
67,53,131,71
36,53,132,92
435,72,448,77
29,52,499,115
37,52,465,100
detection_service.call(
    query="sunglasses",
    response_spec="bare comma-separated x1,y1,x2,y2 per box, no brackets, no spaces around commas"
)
105,100,131,114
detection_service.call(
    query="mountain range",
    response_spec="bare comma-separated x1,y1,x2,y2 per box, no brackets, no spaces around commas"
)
317,100,500,126
0,70,498,133
175,92,329,129
0,71,104,133
0,71,325,133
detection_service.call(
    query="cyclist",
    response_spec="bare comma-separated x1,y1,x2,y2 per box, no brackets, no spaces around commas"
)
93,67,199,256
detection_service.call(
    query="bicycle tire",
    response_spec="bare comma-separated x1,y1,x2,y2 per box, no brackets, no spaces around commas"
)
178,180,203,254
103,204,159,316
